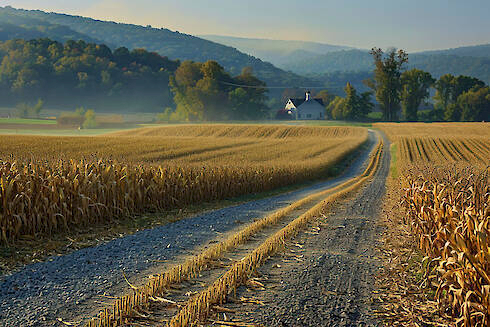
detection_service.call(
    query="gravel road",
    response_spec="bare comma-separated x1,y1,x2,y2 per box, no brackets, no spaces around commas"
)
0,131,377,327
230,132,390,327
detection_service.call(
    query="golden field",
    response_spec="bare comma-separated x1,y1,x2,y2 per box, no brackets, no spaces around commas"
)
0,125,367,244
377,123,490,326
84,134,385,327
376,122,490,164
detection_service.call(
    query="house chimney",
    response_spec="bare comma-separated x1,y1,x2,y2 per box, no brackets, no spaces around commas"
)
305,90,311,101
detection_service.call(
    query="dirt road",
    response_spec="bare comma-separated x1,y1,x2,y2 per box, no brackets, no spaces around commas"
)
227,133,390,326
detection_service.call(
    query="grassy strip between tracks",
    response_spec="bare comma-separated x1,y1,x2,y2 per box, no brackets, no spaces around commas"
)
85,138,383,327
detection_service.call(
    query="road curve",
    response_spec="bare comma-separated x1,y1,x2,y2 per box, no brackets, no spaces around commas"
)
0,130,379,327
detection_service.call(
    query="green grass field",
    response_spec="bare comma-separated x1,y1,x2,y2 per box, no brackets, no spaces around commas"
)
0,118,57,125
0,128,139,136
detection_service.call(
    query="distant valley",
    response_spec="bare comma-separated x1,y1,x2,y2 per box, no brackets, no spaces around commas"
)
199,34,352,66
201,35,490,86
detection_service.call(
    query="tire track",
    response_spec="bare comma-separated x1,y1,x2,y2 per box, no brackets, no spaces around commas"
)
225,132,390,327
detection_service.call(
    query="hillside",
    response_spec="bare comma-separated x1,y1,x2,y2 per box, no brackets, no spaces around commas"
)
199,34,352,66
0,6,313,88
282,49,490,84
417,43,490,58
0,12,102,44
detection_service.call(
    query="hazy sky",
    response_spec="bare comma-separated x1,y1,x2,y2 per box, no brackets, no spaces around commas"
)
2,0,489,52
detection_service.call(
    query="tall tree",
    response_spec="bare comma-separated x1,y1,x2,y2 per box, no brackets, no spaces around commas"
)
342,82,358,120
452,75,485,104
231,67,268,119
433,73,454,113
366,48,408,121
457,86,490,122
358,91,375,119
400,69,435,121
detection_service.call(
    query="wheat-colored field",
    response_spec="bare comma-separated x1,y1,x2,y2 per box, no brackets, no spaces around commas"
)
377,122,490,326
376,122,490,164
0,125,368,244
83,131,385,327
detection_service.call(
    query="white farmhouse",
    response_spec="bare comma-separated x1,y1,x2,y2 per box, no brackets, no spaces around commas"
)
284,91,325,120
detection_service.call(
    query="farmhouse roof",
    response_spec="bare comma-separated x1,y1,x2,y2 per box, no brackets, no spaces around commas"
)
288,97,324,107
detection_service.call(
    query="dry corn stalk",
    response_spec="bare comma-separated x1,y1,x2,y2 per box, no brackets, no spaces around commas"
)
83,139,383,327
0,127,368,244
402,164,489,327
167,140,384,327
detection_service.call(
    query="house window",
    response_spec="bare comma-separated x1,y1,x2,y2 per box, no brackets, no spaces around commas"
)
298,114,301,118
320,112,323,117
307,114,312,118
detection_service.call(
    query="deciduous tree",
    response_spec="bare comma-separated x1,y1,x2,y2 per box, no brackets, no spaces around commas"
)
457,86,490,122
401,69,435,121
434,74,486,121
366,48,408,121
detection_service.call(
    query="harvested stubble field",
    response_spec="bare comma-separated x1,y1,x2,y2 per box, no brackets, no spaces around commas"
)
0,125,367,245
377,122,489,164
81,133,384,327
376,122,490,326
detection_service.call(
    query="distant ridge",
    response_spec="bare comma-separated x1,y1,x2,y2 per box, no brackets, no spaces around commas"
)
280,49,490,84
0,6,315,88
200,34,353,66
415,43,490,58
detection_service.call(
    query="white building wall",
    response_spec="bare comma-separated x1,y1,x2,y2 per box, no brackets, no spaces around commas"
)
296,100,325,120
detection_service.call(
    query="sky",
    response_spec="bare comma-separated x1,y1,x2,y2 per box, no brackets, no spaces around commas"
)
1,0,489,52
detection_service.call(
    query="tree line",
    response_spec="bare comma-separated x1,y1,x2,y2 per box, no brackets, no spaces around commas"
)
0,38,178,112
0,38,268,120
0,38,487,122
0,6,313,91
324,48,489,122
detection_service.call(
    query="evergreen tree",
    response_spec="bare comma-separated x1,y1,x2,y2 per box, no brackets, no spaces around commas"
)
329,84,373,121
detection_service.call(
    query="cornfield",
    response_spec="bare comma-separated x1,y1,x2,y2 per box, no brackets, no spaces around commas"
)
0,125,367,244
402,164,489,326
378,123,490,326
83,138,384,327
376,122,490,165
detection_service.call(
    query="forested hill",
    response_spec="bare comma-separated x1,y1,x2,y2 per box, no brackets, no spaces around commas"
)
0,38,180,112
0,18,101,44
0,6,314,88
199,35,351,66
417,44,490,58
282,49,490,84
